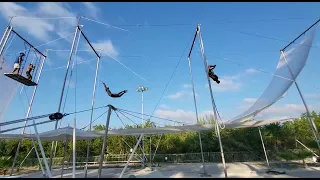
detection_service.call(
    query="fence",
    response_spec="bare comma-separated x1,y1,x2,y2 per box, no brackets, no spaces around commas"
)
14,151,279,169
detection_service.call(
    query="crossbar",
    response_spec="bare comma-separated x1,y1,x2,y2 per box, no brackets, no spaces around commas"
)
11,28,46,58
77,26,100,58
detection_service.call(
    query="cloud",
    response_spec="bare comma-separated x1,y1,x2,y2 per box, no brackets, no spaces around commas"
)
159,104,170,109
65,79,75,88
82,2,100,19
183,84,192,88
205,67,259,93
154,109,226,125
92,40,119,57
0,2,55,41
243,98,257,104
207,76,242,92
245,68,258,74
305,93,320,99
0,2,77,44
167,90,198,100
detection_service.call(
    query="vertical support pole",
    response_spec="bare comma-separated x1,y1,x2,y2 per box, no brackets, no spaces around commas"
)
197,24,228,178
31,51,52,178
32,138,46,178
187,56,208,176
18,147,34,168
258,127,270,168
0,26,12,57
281,50,320,149
50,23,80,170
152,133,163,161
98,105,113,178
119,134,144,178
10,50,51,177
141,91,145,168
61,140,68,178
149,136,152,168
72,118,76,178
84,50,102,178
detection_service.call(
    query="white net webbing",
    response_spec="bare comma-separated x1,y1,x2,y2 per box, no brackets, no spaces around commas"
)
0,56,19,123
230,28,317,123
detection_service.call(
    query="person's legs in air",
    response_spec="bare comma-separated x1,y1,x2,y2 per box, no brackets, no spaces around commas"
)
212,74,220,84
12,63,20,74
26,71,32,80
118,90,127,96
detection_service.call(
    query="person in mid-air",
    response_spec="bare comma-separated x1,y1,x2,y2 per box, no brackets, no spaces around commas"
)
208,65,220,84
12,52,25,74
102,82,127,98
26,64,35,81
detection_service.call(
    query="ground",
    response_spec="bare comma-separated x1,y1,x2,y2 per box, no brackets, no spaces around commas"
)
1,162,320,178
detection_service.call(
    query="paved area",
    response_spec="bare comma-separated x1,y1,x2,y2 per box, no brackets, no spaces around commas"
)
2,162,319,178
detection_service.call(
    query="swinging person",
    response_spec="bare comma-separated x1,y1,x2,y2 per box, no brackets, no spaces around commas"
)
102,81,127,98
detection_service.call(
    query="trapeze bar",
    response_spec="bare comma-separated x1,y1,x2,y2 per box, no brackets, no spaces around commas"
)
11,28,46,58
4,73,37,86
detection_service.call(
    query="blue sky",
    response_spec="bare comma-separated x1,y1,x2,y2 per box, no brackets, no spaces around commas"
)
1,2,320,133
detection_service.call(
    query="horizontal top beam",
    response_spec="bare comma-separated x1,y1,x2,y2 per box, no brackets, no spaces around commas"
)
77,26,100,59
281,18,320,52
11,28,46,58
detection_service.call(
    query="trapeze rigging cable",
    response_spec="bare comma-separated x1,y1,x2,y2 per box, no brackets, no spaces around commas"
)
80,16,130,32
149,33,195,119
116,109,167,127
117,108,190,125
99,48,148,83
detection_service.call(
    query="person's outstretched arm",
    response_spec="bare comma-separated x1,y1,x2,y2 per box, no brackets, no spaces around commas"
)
102,82,113,96
208,65,216,70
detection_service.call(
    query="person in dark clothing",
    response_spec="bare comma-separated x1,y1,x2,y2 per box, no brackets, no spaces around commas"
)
208,65,220,84
12,52,25,74
26,64,35,81
102,82,127,98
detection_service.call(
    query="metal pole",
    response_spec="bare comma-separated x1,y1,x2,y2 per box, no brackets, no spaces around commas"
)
280,50,320,149
152,133,162,161
10,50,50,176
61,140,68,178
141,90,145,168
198,24,228,178
18,147,34,169
32,138,46,178
187,56,208,176
258,127,269,168
149,136,152,168
85,50,102,177
98,105,113,178
31,52,52,178
119,134,144,178
50,24,80,170
0,26,12,56
296,139,319,157
72,117,76,178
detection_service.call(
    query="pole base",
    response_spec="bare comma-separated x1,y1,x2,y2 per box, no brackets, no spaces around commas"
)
199,173,211,177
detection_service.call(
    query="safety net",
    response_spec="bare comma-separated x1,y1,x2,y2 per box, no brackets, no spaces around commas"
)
0,56,19,123
229,27,317,123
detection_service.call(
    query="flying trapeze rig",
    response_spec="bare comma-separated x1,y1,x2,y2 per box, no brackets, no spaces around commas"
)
0,15,320,179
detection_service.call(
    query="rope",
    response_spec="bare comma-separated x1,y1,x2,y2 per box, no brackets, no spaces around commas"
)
100,51,148,83
206,55,295,82
42,57,98,72
80,16,130,32
17,32,75,54
81,108,109,130
116,110,166,127
117,108,190,125
2,33,16,58
20,42,31,76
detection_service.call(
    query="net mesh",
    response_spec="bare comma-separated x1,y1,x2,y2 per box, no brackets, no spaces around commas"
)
230,28,317,123
0,56,19,123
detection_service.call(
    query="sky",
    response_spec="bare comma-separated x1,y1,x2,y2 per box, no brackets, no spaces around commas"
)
1,2,320,134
